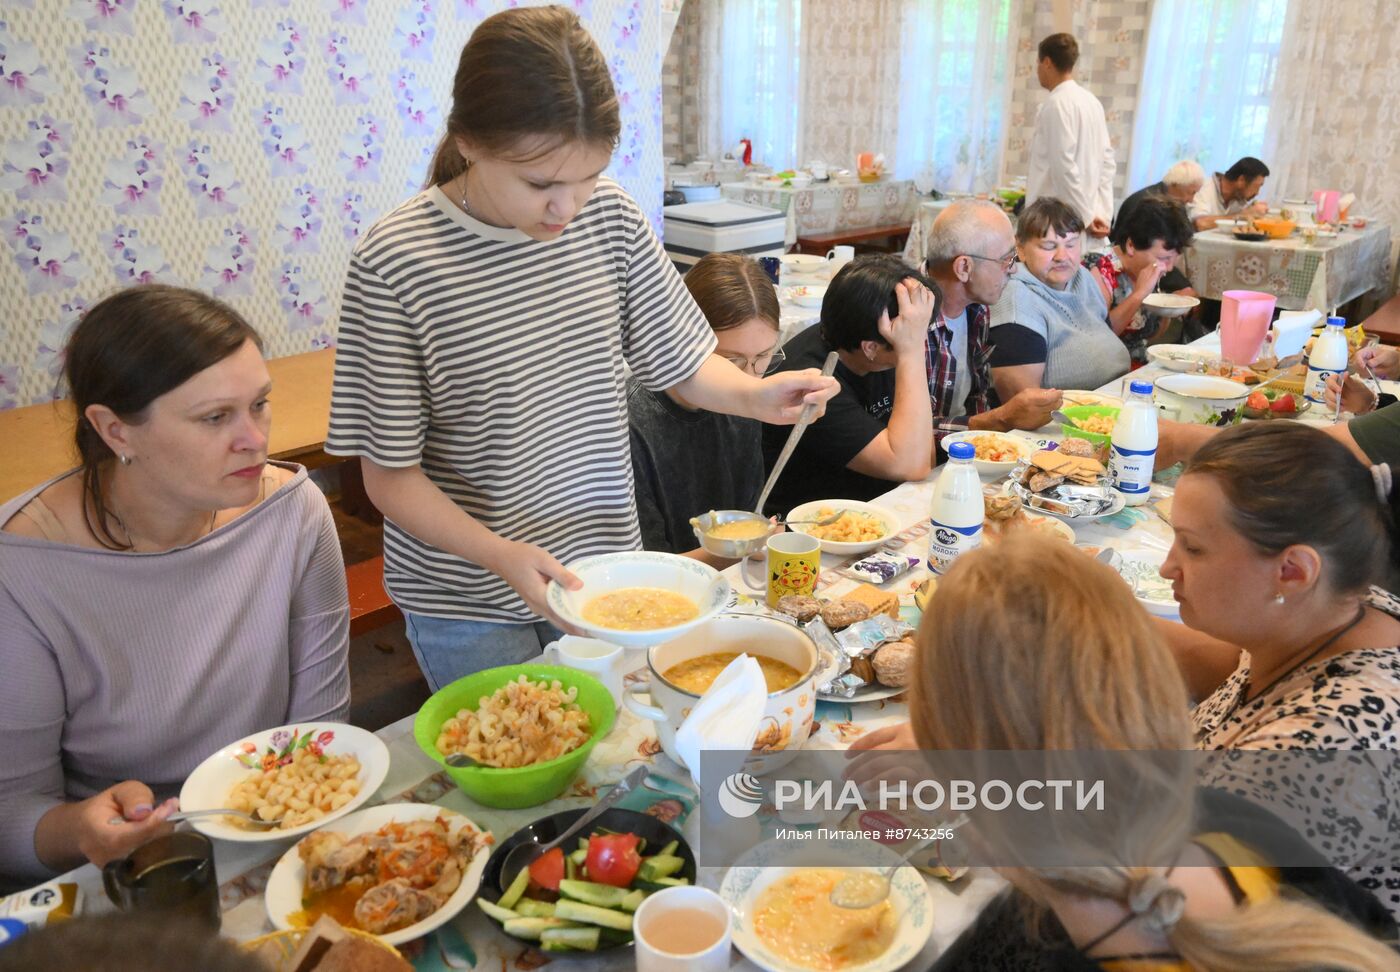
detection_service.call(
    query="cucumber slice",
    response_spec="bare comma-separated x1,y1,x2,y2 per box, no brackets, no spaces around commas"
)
558,879,629,908
569,848,588,866
502,917,577,940
565,856,578,883
514,898,556,918
619,889,646,913
497,865,531,910
598,926,635,946
476,899,518,924
656,840,679,858
635,854,685,883
635,876,689,892
553,899,635,932
539,941,576,953
541,926,601,951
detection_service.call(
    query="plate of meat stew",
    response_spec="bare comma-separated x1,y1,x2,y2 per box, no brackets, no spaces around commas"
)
264,803,493,945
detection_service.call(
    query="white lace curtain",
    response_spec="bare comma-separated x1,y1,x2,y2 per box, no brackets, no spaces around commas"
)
1262,0,1400,230
1127,0,1289,192
691,0,1018,193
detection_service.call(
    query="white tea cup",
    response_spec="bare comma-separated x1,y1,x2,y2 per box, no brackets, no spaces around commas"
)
634,885,733,972
825,244,855,272
543,636,626,710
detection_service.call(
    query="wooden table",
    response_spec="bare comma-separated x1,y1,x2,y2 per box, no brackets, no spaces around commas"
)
0,348,336,502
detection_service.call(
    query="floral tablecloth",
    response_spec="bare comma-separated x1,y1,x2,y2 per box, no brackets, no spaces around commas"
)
721,179,921,248
1183,223,1393,312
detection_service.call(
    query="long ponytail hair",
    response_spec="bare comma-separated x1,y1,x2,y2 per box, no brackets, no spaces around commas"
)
426,5,620,187
911,536,1399,972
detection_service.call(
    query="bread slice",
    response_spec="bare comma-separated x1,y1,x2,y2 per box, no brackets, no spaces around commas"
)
1030,449,1103,485
841,582,900,619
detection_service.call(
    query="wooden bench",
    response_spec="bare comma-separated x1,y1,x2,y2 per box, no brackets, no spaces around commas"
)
794,222,913,256
346,554,402,637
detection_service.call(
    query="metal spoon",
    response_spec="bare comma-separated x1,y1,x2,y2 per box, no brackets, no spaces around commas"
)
107,807,285,829
752,351,840,515
497,764,650,893
830,816,968,909
444,752,480,768
782,509,850,527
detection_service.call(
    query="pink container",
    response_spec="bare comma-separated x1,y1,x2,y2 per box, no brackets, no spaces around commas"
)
1220,290,1276,364
1313,190,1340,224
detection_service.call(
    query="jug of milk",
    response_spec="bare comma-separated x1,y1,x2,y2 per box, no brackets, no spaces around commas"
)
928,441,983,574
1110,380,1158,507
1303,316,1349,405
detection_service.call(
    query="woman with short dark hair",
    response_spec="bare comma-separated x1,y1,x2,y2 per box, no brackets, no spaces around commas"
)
1084,193,1197,362
0,284,350,887
989,197,1130,397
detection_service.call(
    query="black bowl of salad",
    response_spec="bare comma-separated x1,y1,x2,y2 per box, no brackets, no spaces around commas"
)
476,807,698,954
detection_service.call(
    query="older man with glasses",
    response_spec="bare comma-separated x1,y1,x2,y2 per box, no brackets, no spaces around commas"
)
921,199,1063,435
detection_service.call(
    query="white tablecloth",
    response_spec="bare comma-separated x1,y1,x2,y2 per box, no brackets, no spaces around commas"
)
721,179,921,249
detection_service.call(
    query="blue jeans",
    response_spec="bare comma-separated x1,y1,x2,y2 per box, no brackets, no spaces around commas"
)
403,612,564,692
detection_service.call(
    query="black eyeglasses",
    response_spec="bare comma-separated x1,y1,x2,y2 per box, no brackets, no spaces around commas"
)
964,251,1021,273
719,347,786,376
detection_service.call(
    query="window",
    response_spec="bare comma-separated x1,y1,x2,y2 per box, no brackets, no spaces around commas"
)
715,0,803,169
895,0,1015,189
1128,0,1290,191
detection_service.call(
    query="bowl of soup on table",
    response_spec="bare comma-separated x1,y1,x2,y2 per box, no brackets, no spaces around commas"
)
1153,374,1249,427
625,614,818,775
692,509,779,560
547,552,730,648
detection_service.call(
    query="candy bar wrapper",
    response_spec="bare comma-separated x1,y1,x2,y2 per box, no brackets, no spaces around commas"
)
836,615,914,658
839,552,920,585
808,617,870,696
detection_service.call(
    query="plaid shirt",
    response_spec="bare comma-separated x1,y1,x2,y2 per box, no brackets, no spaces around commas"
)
927,300,998,429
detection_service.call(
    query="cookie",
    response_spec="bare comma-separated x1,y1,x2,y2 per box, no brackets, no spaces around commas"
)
820,599,871,630
775,594,821,623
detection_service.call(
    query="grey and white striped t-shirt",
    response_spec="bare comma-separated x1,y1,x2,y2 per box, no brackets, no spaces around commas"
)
326,179,715,622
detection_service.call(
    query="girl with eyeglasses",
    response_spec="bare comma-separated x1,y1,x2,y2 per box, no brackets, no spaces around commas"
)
628,253,784,565
324,7,836,690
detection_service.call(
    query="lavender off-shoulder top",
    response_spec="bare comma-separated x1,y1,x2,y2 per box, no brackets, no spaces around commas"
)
0,463,350,884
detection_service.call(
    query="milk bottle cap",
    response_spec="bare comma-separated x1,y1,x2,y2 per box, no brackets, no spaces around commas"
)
1129,380,1153,395
947,442,975,460
1326,316,1346,327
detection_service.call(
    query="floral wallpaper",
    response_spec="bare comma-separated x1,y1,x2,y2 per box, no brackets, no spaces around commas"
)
0,0,665,410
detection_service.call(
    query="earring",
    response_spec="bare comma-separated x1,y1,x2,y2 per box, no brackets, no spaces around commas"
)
119,453,131,466
1274,593,1285,605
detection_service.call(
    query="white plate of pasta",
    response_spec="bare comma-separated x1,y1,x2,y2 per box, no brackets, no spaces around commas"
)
785,500,897,555
178,722,390,843
940,430,1035,476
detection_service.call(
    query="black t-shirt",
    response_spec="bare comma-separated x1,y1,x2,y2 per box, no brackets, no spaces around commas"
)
627,378,765,554
759,325,899,516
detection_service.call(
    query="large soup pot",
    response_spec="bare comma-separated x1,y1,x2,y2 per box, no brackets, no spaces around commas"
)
624,614,818,776
1154,374,1249,427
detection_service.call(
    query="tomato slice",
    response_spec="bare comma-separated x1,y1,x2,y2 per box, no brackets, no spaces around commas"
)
527,846,565,891
585,833,642,888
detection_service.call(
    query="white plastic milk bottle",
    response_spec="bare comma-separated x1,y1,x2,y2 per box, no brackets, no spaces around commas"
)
1109,380,1158,507
927,441,983,574
1303,316,1349,405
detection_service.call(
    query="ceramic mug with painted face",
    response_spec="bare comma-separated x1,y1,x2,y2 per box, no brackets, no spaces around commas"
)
741,532,820,608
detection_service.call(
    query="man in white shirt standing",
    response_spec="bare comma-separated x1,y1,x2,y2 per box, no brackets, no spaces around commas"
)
1025,33,1116,241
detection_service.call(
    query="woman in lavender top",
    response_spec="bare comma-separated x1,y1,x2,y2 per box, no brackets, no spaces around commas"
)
0,285,350,887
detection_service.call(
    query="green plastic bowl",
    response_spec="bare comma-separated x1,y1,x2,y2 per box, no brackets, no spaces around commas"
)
413,664,616,809
1059,404,1120,448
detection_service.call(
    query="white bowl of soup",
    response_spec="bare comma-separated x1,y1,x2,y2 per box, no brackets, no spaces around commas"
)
624,614,818,776
547,551,731,648
1153,374,1249,427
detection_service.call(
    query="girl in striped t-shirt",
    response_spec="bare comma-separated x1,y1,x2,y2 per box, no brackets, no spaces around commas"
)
326,6,836,690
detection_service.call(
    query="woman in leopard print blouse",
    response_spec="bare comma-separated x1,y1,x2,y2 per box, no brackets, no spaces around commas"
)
1160,422,1400,919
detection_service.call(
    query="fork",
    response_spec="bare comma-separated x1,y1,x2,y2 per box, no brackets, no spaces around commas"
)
783,509,850,527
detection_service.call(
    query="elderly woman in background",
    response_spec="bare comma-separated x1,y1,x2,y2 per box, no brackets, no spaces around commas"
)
0,285,350,887
989,198,1129,398
1158,422,1400,919
850,536,1398,970
1084,193,1197,361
